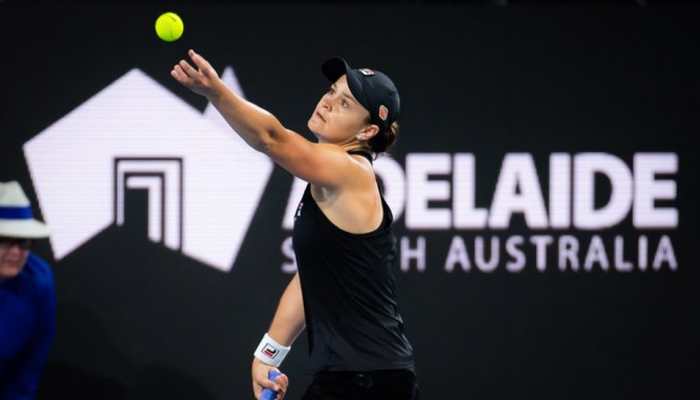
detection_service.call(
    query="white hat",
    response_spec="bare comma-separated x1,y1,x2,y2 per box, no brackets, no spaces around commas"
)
0,181,50,239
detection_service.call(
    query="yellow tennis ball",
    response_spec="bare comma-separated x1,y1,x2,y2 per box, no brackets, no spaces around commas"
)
155,12,184,42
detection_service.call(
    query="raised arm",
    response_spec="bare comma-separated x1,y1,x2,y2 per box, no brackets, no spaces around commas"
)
171,50,360,188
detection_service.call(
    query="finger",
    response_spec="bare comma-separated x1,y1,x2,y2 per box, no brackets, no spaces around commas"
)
171,65,183,80
255,375,277,390
275,374,289,392
171,65,193,85
173,65,193,85
188,49,210,70
178,59,198,77
253,383,262,399
276,384,287,400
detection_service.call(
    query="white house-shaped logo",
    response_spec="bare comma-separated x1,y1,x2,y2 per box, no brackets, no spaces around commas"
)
23,68,273,272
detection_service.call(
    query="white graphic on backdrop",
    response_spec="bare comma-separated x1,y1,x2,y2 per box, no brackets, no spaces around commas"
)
23,67,273,272
280,152,679,274
115,158,183,249
21,66,679,275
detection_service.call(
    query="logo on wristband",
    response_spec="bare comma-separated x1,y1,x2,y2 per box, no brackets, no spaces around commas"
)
263,343,279,358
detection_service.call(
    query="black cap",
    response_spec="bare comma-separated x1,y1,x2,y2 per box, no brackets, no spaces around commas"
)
321,57,400,133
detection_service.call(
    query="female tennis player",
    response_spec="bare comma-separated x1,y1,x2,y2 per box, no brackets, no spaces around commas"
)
172,49,417,400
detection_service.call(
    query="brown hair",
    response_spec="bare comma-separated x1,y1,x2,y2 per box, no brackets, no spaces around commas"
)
368,121,399,154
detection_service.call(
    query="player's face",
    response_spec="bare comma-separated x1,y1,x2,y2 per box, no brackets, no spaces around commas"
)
308,75,373,144
0,237,31,280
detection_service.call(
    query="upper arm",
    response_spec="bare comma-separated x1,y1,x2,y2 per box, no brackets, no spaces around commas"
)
262,128,358,188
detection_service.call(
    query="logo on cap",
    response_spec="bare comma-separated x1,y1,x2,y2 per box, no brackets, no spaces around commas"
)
378,105,389,121
359,68,375,76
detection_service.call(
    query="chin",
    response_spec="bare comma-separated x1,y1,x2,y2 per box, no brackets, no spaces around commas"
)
0,263,23,280
307,120,324,140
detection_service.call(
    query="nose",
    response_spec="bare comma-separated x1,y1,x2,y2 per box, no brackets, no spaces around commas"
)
6,244,24,255
320,96,332,111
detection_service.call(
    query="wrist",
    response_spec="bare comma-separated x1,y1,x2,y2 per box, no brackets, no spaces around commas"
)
205,78,226,102
253,333,291,367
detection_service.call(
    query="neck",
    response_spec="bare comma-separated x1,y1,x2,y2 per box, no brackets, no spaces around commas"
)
317,135,370,154
339,138,370,154
343,145,371,154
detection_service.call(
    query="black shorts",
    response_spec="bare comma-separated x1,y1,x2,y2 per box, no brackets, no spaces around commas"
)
300,369,419,400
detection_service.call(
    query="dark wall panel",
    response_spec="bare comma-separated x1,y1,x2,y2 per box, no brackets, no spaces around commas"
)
1,4,698,400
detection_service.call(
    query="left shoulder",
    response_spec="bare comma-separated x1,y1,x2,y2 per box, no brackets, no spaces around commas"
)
345,152,378,190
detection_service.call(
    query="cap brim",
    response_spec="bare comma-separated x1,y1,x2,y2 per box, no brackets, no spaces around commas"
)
0,219,50,239
322,57,351,82
321,57,369,111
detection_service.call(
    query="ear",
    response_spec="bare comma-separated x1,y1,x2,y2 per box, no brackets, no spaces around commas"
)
356,124,380,142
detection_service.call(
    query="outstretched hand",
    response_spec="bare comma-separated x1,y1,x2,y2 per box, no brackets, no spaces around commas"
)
171,49,221,98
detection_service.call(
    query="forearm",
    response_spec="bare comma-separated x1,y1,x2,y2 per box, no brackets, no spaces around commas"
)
267,272,305,346
207,79,285,152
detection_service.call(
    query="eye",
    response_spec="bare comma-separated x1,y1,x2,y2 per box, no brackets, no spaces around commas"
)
341,99,349,108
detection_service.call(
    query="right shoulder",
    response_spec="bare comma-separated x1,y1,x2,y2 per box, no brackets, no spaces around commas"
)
264,131,368,189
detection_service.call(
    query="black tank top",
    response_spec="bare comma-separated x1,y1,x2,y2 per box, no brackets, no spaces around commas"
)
292,150,415,373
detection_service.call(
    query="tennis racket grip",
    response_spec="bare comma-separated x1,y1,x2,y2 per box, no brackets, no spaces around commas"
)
260,370,282,400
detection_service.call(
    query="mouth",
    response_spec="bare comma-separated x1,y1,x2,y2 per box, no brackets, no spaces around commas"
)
314,111,326,123
0,260,21,269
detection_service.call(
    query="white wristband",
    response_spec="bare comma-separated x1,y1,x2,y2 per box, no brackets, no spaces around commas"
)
253,333,291,367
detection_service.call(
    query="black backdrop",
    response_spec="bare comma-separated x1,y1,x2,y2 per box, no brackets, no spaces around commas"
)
1,3,698,399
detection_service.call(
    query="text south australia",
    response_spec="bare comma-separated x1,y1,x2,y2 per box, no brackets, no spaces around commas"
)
281,152,678,274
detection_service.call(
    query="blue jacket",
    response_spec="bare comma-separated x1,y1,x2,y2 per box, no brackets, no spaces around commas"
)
0,254,56,399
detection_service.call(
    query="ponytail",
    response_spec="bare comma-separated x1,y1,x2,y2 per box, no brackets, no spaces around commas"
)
368,121,399,154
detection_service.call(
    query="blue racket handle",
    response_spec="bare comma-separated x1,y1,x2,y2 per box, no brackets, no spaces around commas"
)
260,370,282,400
